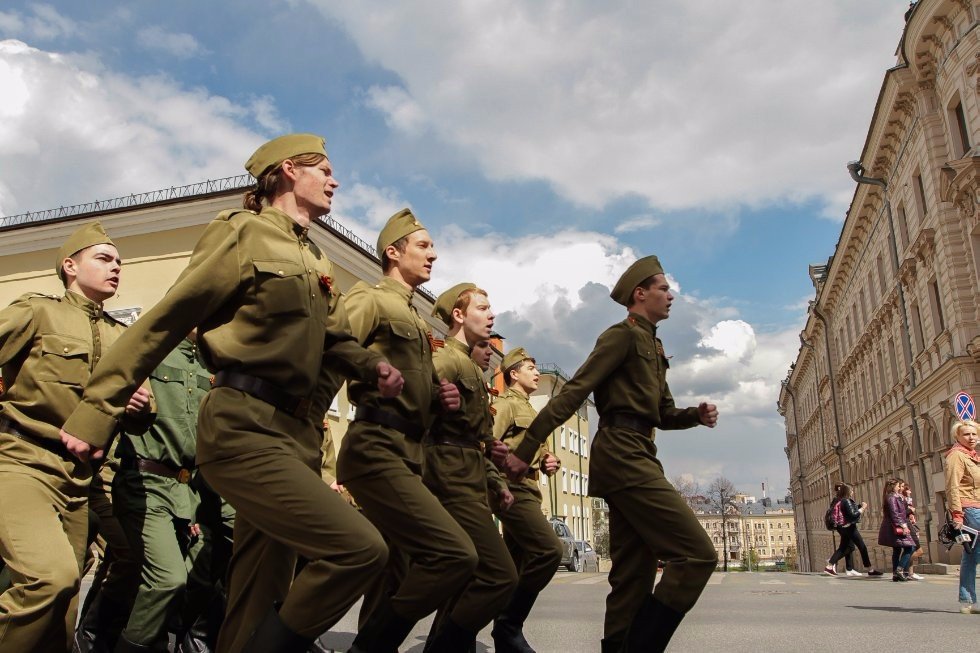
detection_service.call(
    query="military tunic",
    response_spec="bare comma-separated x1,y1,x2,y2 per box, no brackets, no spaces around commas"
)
63,206,390,652
519,313,716,637
491,388,564,595
337,277,477,624
0,290,128,653
423,337,517,632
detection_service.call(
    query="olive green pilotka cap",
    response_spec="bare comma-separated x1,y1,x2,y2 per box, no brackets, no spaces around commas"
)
244,133,327,178
501,347,534,373
609,255,664,306
56,221,115,281
376,208,426,259
432,282,479,325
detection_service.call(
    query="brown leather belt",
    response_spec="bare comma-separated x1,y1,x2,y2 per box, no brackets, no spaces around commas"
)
355,406,425,442
121,457,193,484
212,370,311,419
599,412,657,435
424,432,484,451
0,416,70,458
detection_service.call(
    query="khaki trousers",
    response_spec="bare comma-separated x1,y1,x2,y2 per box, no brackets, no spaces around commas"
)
497,487,563,594
0,434,90,653
604,478,717,638
196,391,388,653
341,423,478,623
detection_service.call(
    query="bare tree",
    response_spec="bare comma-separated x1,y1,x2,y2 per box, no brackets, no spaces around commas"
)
706,476,739,572
669,475,703,509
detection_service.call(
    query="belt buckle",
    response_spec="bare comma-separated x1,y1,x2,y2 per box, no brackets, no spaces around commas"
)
177,468,191,484
293,397,312,419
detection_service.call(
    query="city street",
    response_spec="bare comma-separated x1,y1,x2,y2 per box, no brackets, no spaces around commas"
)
315,569,973,652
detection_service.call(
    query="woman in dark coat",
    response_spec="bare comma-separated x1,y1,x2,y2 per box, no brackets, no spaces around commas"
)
877,478,916,582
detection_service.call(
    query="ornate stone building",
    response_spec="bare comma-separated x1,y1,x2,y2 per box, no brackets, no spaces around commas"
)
777,0,979,573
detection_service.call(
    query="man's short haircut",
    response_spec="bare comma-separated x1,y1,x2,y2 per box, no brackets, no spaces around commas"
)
380,235,410,272
626,274,661,308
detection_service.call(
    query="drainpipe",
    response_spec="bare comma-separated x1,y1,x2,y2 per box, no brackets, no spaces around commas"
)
808,305,846,480
845,161,932,560
780,381,812,572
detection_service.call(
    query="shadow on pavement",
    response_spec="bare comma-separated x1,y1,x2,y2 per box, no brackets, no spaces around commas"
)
846,605,955,615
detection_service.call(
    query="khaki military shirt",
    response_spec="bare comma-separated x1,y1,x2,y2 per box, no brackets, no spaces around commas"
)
65,206,384,450
424,337,505,502
493,386,548,495
519,312,700,497
344,276,440,428
0,290,129,445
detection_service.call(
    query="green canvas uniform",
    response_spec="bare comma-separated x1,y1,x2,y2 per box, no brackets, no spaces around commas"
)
112,338,229,649
0,290,129,653
423,337,517,635
337,277,477,629
517,312,716,644
63,205,390,653
491,387,563,594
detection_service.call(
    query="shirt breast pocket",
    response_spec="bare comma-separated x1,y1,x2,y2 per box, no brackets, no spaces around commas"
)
386,319,421,370
38,333,90,386
253,259,311,317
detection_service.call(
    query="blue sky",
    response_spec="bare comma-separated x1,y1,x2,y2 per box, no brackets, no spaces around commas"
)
0,1,910,497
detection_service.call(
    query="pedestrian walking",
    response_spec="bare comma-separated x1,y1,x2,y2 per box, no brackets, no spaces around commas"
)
899,481,924,581
824,482,882,577
488,346,563,653
877,478,916,582
0,222,150,653
943,419,980,614
499,256,719,653
59,133,402,652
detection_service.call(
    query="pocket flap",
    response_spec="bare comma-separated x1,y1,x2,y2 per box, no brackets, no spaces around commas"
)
40,334,88,358
253,259,305,278
389,320,420,341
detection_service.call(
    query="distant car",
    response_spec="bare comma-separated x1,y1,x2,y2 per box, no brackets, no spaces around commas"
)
574,540,599,572
549,517,594,572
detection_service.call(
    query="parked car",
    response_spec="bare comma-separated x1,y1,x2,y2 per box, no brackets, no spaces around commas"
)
548,517,598,572
574,540,599,572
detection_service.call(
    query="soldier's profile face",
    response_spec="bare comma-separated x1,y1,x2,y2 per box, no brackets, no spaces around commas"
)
394,229,437,287
458,293,494,342
513,360,539,393
639,273,673,324
292,156,339,215
471,340,493,370
65,243,121,302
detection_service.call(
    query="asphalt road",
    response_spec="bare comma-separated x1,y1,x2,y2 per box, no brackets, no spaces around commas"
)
313,568,976,652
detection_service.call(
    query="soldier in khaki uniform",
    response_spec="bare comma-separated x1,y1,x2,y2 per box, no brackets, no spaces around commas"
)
60,134,402,653
488,347,563,653
0,223,151,653
338,209,477,652
420,283,518,650
499,256,719,653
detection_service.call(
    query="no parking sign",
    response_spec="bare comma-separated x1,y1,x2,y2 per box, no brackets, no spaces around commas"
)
954,391,976,421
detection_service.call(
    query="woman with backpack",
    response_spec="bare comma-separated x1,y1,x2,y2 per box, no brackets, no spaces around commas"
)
824,483,883,577
877,478,917,582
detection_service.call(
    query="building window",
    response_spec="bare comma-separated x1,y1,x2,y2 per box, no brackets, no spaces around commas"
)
910,302,925,353
948,97,971,159
876,349,887,394
887,338,898,382
876,254,887,294
913,170,927,221
927,278,945,336
895,203,910,250
562,469,568,493
560,426,566,449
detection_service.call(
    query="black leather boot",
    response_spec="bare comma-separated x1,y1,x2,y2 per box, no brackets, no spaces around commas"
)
600,632,625,653
348,599,415,653
241,605,312,653
491,587,539,653
623,596,685,653
74,590,130,653
422,618,476,653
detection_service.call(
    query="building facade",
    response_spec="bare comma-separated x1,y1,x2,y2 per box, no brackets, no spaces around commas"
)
694,500,797,570
777,0,979,572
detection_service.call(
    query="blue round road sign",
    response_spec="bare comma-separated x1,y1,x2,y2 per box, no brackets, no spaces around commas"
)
954,392,976,421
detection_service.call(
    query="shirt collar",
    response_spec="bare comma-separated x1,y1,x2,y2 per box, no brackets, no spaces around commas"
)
261,206,309,240
446,337,470,356
63,290,103,319
379,276,415,303
504,387,531,403
627,312,656,335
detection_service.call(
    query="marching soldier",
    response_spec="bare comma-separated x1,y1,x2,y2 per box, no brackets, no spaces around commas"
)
499,256,719,653
60,134,402,652
0,223,150,653
489,347,563,653
337,209,476,653
421,283,518,650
